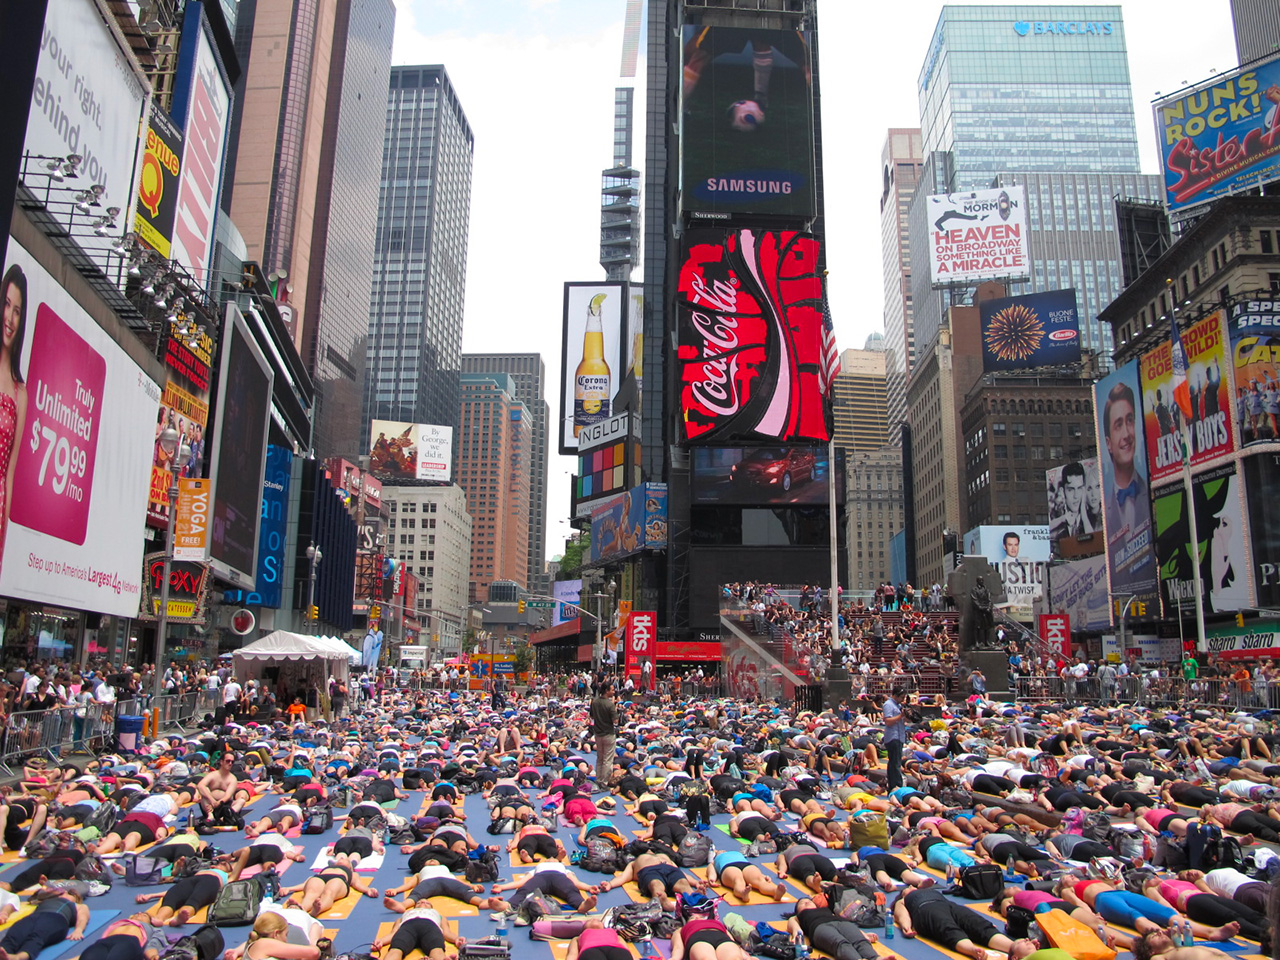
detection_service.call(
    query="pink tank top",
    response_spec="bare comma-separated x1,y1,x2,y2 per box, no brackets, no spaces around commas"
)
1142,808,1176,828
578,928,624,950
1013,889,1057,910
1158,879,1199,906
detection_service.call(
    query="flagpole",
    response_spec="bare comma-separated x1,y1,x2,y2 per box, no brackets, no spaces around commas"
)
1168,282,1208,655
828,434,840,657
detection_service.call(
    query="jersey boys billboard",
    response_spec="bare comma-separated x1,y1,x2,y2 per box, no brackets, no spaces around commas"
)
680,26,815,219
1140,311,1235,483
677,230,828,444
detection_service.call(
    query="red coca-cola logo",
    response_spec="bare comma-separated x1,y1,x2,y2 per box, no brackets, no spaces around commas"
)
677,230,828,443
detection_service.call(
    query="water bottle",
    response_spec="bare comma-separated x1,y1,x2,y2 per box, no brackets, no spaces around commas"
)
1096,920,1107,946
796,940,810,960
884,912,895,941
1029,922,1041,946
1181,919,1194,947
496,914,508,939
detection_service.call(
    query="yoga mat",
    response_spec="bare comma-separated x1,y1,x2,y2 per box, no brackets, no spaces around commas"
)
0,850,25,864
714,824,749,844
33,910,119,960
309,848,384,872
427,895,479,918
0,904,35,930
240,855,298,881
376,921,431,960
147,902,208,925
548,940,642,960
319,889,367,921
690,865,793,905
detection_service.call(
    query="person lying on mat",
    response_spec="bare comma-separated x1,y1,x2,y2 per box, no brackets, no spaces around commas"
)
892,886,1015,960
1129,929,1246,960
507,821,568,863
381,864,508,914
226,834,307,882
708,848,786,902
133,854,235,926
81,912,168,960
372,906,461,960
279,855,378,918
490,860,598,915
0,886,89,960
243,801,306,839
1056,876,1239,942
595,849,701,912
788,896,895,960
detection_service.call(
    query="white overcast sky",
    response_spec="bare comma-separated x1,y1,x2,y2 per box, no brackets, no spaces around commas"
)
390,0,1239,563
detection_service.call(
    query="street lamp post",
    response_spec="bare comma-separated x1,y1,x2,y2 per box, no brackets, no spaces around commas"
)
590,578,617,672
153,426,192,702
306,543,323,633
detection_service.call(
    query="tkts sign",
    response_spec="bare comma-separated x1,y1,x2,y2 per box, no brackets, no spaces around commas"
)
677,230,829,443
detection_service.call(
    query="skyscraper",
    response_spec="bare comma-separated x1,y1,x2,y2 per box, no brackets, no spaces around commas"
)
461,353,550,596
224,0,394,458
831,345,889,459
365,65,474,439
1231,0,1280,64
880,129,923,438
458,373,531,600
601,87,641,281
907,5,1159,358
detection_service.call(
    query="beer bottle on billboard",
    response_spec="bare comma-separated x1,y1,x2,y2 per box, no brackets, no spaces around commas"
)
574,293,611,436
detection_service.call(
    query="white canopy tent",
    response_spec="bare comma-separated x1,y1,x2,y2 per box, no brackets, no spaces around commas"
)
232,632,354,709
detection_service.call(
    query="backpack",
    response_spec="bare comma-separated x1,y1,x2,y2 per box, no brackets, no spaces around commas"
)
1122,865,1158,895
86,802,120,835
578,837,623,874
385,814,416,845
486,818,517,835
954,864,1003,900
827,885,885,927
210,803,244,830
303,806,334,835
161,925,226,960
73,854,112,885
124,854,169,886
676,891,719,922
1187,822,1243,871
515,892,562,924
676,832,713,867
1154,834,1189,871
207,878,264,927
465,850,500,883
1081,812,1112,843
1107,825,1152,862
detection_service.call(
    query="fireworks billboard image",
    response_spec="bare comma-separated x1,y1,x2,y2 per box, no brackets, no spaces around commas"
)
979,289,1082,373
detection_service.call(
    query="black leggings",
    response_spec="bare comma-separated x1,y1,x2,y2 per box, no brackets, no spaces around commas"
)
1172,786,1220,806
971,775,1016,794
683,794,711,826
408,877,479,903
516,834,559,859
5,850,86,892
508,871,584,910
985,841,1050,865
580,948,631,960
738,817,779,841
1184,894,1268,941
82,935,147,960
862,853,908,879
0,912,71,959
1228,811,1280,842
161,873,223,911
389,918,445,956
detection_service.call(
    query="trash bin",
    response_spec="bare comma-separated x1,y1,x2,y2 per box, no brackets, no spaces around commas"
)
115,715,146,753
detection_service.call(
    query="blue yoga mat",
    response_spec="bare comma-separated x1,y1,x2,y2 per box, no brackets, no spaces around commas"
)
26,910,119,960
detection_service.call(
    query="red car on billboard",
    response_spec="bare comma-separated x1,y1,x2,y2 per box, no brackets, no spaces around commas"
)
729,447,816,492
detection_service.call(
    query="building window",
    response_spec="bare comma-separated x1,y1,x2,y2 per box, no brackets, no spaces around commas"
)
994,445,1008,459
1262,231,1274,255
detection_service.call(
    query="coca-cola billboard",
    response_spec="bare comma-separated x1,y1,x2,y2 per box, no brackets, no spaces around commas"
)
677,230,828,444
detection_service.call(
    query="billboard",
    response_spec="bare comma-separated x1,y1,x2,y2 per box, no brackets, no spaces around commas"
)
147,322,213,528
1039,613,1070,658
627,289,644,391
1046,458,1104,558
1048,553,1111,633
208,304,273,588
369,421,453,482
1140,311,1234,483
0,241,160,616
559,283,627,454
677,230,828,444
1095,360,1159,611
138,555,211,623
979,289,1081,371
588,482,669,565
173,478,211,561
223,443,292,609
168,1,231,286
23,0,149,243
1242,453,1280,608
573,413,640,518
927,187,1030,286
552,578,582,627
626,610,657,690
1204,621,1280,660
1227,298,1280,448
1153,54,1280,215
680,26,815,219
1154,462,1250,617
692,445,838,505
962,525,1051,562
134,107,182,258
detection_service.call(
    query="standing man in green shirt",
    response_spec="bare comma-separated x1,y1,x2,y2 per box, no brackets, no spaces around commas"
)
591,679,618,786
1182,655,1199,681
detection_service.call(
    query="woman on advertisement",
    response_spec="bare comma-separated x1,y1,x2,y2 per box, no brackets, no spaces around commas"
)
0,265,29,571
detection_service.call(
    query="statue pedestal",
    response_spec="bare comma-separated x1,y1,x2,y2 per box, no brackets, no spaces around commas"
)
966,649,1011,699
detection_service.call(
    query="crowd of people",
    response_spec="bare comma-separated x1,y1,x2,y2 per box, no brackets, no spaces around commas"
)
0,650,1270,960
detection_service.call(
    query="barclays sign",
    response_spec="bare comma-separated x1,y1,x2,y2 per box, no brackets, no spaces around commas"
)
1013,21,1114,36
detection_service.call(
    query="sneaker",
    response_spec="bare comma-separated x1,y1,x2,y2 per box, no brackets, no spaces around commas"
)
513,914,531,927
490,911,514,923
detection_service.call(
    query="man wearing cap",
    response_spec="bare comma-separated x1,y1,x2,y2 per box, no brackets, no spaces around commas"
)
591,679,618,787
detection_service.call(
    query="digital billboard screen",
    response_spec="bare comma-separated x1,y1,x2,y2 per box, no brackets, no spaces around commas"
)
1153,54,1280,215
0,242,160,616
559,283,627,455
677,230,828,444
208,305,273,589
1140,311,1235,484
222,443,292,609
691,446,837,505
1094,360,1159,611
681,26,815,219
1154,462,1250,617
1228,298,1280,448
369,421,453,482
927,187,1030,286
979,288,1081,372
589,483,668,565
1242,453,1280,608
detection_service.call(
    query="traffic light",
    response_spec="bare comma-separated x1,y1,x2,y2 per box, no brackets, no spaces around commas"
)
518,599,526,613
1237,612,1246,628
309,605,319,621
